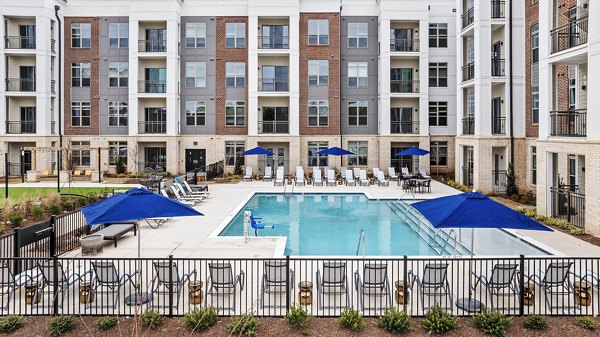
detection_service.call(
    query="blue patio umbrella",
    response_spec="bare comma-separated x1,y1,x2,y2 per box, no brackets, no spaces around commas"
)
316,147,355,156
412,192,552,312
394,146,430,157
243,146,273,156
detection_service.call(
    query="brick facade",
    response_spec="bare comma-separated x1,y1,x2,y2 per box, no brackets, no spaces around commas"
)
64,17,100,136
299,13,341,136
525,0,539,138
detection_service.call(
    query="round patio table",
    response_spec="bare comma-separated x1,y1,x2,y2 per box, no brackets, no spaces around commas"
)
125,292,153,306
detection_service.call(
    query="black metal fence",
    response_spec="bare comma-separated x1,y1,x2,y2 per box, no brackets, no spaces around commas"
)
462,117,475,135
204,160,224,181
550,110,587,137
550,187,585,229
462,7,474,29
492,170,507,194
551,16,588,54
462,63,475,82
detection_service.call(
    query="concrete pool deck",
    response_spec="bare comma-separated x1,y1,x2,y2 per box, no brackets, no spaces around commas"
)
59,180,600,258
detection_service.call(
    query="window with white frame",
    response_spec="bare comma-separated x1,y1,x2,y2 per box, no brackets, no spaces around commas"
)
531,146,537,185
308,60,328,86
531,24,539,63
71,141,91,166
108,101,128,127
71,23,91,48
532,85,539,124
428,62,448,87
109,23,128,48
348,101,368,126
226,62,245,87
308,19,329,45
226,22,245,48
71,102,90,126
226,101,245,126
348,141,368,166
186,22,206,48
186,101,206,126
430,141,448,166
348,22,368,48
308,100,328,126
429,23,448,48
109,141,127,166
185,62,206,87
308,141,328,167
109,62,128,87
429,102,448,126
225,141,245,166
348,62,367,88
71,63,91,87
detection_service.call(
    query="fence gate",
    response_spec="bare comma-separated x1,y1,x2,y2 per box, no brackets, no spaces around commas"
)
550,186,586,229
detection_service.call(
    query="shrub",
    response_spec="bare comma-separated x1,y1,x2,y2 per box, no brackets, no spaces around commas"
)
31,205,45,220
226,314,258,337
576,317,597,331
48,203,61,215
570,228,586,236
505,163,518,197
421,305,457,334
473,309,511,337
515,206,528,214
96,316,118,331
0,315,23,333
86,192,99,203
49,316,75,336
0,224,5,234
62,200,74,211
115,157,127,174
233,152,243,176
523,315,547,330
77,197,87,207
44,192,62,208
8,211,23,228
182,307,218,332
338,309,365,331
378,307,411,334
285,305,312,335
534,214,549,222
141,309,162,330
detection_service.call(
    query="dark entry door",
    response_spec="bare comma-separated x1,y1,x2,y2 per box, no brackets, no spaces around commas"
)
185,149,206,172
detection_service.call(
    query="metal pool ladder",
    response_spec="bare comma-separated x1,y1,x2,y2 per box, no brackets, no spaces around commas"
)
355,229,365,257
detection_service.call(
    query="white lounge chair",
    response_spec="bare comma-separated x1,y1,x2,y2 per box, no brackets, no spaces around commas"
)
401,167,412,179
340,167,347,181
345,170,356,186
388,167,399,181
377,171,389,186
243,166,253,181
326,169,337,186
373,168,380,181
173,183,206,201
295,167,305,186
274,167,285,186
359,170,369,186
160,189,197,206
263,166,273,181
313,168,323,186
419,168,431,179
353,168,360,183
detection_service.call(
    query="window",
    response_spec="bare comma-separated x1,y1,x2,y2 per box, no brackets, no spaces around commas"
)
226,62,245,87
307,141,328,167
186,101,206,126
71,63,91,87
109,141,127,166
185,62,206,87
348,141,368,166
390,107,414,133
531,146,537,185
109,62,128,87
226,23,245,48
531,24,539,63
568,70,576,110
108,102,128,126
430,141,448,167
186,22,206,48
429,62,448,87
429,23,448,48
532,85,539,124
71,141,91,166
429,102,448,126
226,101,245,126
348,101,368,126
109,23,128,48
225,141,245,166
348,62,368,88
308,100,328,126
348,22,368,48
71,102,90,126
71,23,91,48
308,60,328,86
308,19,329,45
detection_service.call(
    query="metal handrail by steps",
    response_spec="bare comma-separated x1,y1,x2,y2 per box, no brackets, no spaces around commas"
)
355,229,365,257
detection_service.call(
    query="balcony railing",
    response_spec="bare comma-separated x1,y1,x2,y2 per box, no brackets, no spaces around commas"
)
550,109,587,137
462,117,475,135
551,16,588,54
390,121,419,134
462,7,474,29
6,78,36,92
51,121,56,134
491,58,505,76
389,38,420,52
51,39,56,52
390,80,419,93
491,1,506,19
4,36,36,49
5,121,36,134
138,39,167,52
550,186,585,229
51,80,56,94
462,63,475,81
258,36,289,49
139,121,167,134
462,165,473,188
258,78,289,92
258,121,289,134
138,80,167,93
492,170,507,194
491,116,506,135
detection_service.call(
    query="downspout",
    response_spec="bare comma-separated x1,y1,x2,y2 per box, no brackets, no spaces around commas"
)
339,3,344,167
508,0,515,165
55,5,62,192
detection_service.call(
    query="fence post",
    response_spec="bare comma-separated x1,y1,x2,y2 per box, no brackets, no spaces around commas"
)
49,216,57,257
168,255,174,317
53,255,59,316
285,255,291,314
403,256,408,313
519,254,525,316
567,191,572,224
12,227,20,274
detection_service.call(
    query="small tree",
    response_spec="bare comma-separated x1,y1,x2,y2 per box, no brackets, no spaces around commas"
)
233,151,243,176
505,162,518,197
115,157,126,174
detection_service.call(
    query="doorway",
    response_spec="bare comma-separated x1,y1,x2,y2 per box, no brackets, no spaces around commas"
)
185,149,206,172
264,146,287,175
492,41,502,75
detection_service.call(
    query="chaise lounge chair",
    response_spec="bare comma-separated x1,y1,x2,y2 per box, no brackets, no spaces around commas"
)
344,170,356,186
295,167,305,186
150,261,196,309
326,169,337,186
354,263,392,311
472,263,519,310
419,168,431,179
243,166,253,181
387,167,399,181
359,170,370,186
0,262,35,311
206,262,244,312
409,263,453,311
274,167,285,186
316,262,350,310
312,167,323,186
377,171,389,186
263,166,273,181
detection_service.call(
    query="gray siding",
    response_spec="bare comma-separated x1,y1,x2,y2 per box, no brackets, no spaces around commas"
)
340,16,378,135
180,16,217,135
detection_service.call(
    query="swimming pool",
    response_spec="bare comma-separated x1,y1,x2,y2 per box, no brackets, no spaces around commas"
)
219,193,549,256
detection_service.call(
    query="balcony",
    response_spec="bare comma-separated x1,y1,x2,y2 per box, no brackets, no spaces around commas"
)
138,40,167,53
462,63,475,82
390,121,419,134
551,17,588,54
139,121,167,134
491,58,505,76
462,117,475,135
4,36,36,49
390,39,419,52
550,109,586,137
390,80,419,93
258,36,289,49
6,78,36,92
462,7,474,29
138,80,167,93
51,80,56,94
491,1,505,19
491,116,506,134
51,39,56,52
258,78,289,92
258,121,289,134
6,121,36,134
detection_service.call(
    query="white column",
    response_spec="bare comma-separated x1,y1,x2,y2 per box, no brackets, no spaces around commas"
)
378,19,391,135
247,15,259,136
0,15,6,135
537,0,552,140
166,18,180,135
36,16,51,136
129,20,139,136
418,19,429,135
289,14,300,136
586,2,600,140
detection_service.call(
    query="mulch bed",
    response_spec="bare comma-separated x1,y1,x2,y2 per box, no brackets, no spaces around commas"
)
6,316,599,337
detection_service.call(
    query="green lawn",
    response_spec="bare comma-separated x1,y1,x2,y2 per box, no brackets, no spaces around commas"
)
0,187,120,204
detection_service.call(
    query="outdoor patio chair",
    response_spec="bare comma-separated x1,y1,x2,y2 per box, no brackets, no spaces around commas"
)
377,171,390,186
354,263,392,311
344,170,356,186
169,186,203,206
409,263,453,311
161,189,195,206
419,168,431,179
312,168,323,186
388,167,399,181
316,262,350,310
274,167,285,186
206,262,244,312
150,261,197,309
471,263,519,310
175,181,210,199
340,167,347,180
90,261,139,310
243,166,253,181
260,260,294,308
527,262,574,311
359,170,370,186
295,167,305,186
0,262,35,311
353,168,360,183
422,179,432,193
37,259,92,308
373,168,380,182
263,166,273,181
326,169,336,186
